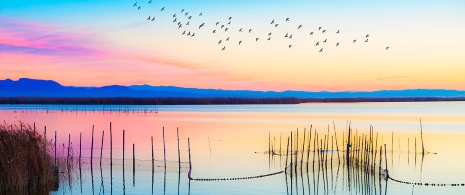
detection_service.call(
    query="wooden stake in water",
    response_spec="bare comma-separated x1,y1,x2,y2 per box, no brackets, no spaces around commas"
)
133,143,135,171
123,130,125,161
285,137,290,172
100,131,104,166
80,132,82,161
163,127,166,163
67,134,71,166
177,128,181,169
55,131,57,166
44,126,47,147
91,125,94,165
420,119,425,155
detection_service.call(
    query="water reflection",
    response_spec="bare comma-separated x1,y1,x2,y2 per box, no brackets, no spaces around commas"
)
3,103,465,195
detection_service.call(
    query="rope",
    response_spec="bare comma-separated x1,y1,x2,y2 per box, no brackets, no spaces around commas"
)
187,164,283,181
388,174,465,187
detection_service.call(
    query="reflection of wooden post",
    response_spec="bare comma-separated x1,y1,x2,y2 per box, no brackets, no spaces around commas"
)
177,128,181,169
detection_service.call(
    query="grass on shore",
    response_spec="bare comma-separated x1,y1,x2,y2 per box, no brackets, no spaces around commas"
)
0,122,53,194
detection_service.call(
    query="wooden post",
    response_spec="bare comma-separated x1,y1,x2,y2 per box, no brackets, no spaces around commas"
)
55,131,57,166
177,128,181,169
67,134,71,166
151,136,154,166
110,123,112,163
91,125,94,165
285,136,290,173
163,127,166,163
100,131,104,165
268,132,271,158
420,119,425,155
44,126,47,146
123,130,125,161
188,138,191,170
80,132,82,160
133,143,135,173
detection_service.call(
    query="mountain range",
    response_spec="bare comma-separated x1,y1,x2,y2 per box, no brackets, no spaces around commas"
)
1,78,465,98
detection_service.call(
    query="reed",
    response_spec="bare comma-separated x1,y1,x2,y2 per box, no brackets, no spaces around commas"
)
0,122,54,193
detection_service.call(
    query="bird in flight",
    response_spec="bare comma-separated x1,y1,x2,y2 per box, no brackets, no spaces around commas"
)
178,24,182,28
185,12,189,16
239,28,242,32
289,45,292,49
186,21,190,25
161,7,165,11
222,46,226,51
226,37,230,41
182,30,186,35
365,39,368,42
316,41,319,46
319,48,323,52
366,34,370,38
229,17,232,20
213,30,217,33
319,27,322,31
249,29,252,33
336,42,340,47
181,9,185,13
147,16,151,20
149,0,152,3
218,39,222,44
353,39,357,43
267,37,271,41
289,34,293,39
225,28,229,32
138,6,141,10
323,39,327,43
310,32,313,35
298,25,302,29
151,17,155,21
133,2,137,7
188,16,192,20
386,47,390,50
286,18,290,21
199,12,203,16
239,40,242,45
268,32,272,36
227,21,231,25
271,20,274,24
285,33,288,38
173,14,176,18
173,18,177,23
275,24,279,27
199,23,205,29
256,38,259,42
187,32,191,36
191,33,195,37
336,30,340,33
322,30,326,33
216,22,220,26
221,25,225,29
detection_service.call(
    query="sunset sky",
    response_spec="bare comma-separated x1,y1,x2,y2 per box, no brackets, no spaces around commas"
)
1,0,464,91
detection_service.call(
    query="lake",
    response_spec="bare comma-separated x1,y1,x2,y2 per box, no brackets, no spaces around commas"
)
1,102,465,194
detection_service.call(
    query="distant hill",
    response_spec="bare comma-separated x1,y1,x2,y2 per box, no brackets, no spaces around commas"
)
1,78,465,98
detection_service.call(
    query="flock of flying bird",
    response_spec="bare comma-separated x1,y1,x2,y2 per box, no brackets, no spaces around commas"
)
132,1,390,52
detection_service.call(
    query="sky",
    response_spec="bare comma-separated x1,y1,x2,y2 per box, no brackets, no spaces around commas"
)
1,0,464,92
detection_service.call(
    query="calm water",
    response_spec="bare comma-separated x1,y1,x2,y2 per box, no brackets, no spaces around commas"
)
2,102,465,194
